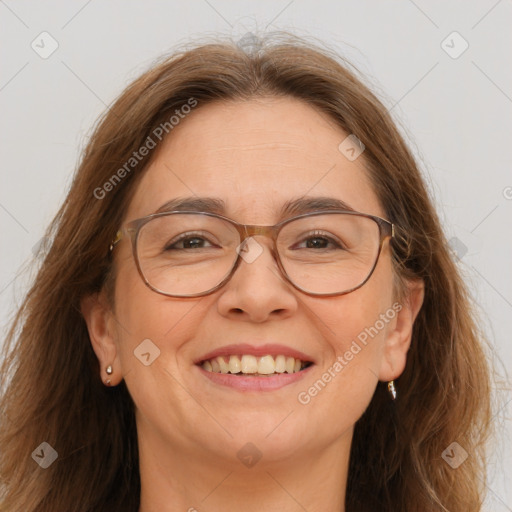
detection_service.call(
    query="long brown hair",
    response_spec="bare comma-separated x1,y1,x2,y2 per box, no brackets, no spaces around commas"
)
0,33,493,511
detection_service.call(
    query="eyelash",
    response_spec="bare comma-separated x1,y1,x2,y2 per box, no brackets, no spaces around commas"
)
164,232,217,250
295,231,344,250
164,231,344,251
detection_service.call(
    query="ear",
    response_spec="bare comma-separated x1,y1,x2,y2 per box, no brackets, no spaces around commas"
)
378,279,425,381
81,292,122,386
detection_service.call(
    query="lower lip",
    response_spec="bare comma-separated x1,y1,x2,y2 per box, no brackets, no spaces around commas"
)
196,364,314,391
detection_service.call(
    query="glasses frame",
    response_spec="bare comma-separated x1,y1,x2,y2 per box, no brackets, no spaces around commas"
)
109,209,395,298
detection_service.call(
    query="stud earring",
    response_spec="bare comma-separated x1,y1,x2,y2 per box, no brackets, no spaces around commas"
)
105,365,113,386
387,380,397,400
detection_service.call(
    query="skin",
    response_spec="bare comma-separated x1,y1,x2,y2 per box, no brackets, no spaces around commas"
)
82,97,424,512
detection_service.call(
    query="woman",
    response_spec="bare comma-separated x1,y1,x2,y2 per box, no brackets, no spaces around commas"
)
0,33,492,511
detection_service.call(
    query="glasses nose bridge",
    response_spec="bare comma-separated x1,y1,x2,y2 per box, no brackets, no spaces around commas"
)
240,223,279,246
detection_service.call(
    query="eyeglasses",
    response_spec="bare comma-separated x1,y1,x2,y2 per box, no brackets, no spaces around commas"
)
109,210,394,298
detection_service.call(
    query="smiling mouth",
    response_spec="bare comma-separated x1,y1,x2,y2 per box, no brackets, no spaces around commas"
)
198,354,313,376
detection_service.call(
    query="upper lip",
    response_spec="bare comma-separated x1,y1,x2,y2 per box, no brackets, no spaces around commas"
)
194,343,315,365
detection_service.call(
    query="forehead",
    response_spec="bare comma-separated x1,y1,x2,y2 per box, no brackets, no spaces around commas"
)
124,97,384,223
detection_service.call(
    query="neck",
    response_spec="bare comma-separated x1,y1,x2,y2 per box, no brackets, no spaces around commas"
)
137,424,351,512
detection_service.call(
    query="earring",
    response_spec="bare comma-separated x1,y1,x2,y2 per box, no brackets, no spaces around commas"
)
105,365,113,386
387,380,397,400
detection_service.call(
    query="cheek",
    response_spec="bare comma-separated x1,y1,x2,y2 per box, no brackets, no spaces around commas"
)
111,264,208,432
111,256,199,377
297,251,396,411
318,249,395,360
296,296,395,437
315,291,391,380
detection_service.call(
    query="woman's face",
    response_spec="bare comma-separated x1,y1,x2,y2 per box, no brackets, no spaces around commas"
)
91,97,416,468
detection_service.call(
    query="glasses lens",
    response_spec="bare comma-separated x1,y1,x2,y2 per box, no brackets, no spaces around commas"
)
136,213,381,296
277,213,380,294
136,213,240,296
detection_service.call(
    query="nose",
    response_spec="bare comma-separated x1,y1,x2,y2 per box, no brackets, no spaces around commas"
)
215,236,298,322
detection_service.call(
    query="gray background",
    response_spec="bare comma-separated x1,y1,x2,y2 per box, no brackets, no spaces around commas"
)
1,1,511,508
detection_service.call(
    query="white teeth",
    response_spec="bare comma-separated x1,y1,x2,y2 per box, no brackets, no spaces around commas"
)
257,355,276,374
200,354,310,375
228,355,241,373
217,356,229,374
274,355,286,373
241,355,259,373
211,358,220,373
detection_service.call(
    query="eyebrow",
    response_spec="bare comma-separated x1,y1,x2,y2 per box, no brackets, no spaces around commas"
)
154,195,356,220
